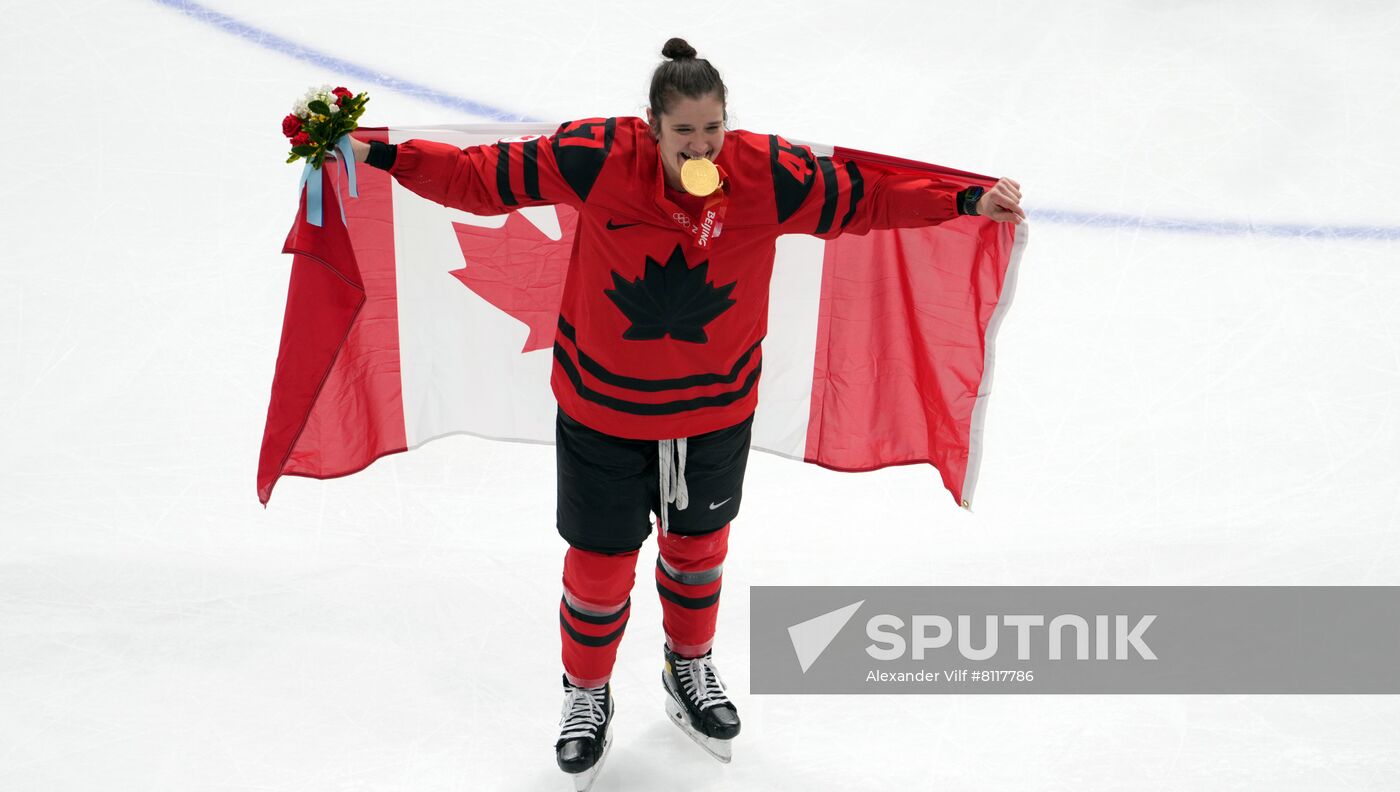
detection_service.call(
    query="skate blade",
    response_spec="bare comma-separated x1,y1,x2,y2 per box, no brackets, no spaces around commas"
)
664,693,733,764
567,728,612,792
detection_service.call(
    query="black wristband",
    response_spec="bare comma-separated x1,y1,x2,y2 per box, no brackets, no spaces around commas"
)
957,186,985,216
366,140,398,171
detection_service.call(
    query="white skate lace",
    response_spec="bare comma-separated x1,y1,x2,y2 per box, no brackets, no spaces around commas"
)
558,685,608,741
676,654,729,712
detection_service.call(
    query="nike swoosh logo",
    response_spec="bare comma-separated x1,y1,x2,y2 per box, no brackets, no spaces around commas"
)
606,219,641,230
709,498,733,510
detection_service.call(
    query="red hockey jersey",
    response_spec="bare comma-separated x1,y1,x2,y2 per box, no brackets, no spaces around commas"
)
381,116,968,440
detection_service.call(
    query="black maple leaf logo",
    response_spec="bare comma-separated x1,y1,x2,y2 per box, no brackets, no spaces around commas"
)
605,245,737,343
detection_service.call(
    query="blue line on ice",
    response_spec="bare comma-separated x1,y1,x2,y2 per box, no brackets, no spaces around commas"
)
152,0,532,122
156,0,1400,242
1033,209,1399,241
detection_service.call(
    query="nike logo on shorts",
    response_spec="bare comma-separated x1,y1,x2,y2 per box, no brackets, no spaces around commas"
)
709,497,733,510
606,219,641,230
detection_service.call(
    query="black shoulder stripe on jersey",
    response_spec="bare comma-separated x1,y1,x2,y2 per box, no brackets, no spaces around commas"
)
557,317,762,393
814,156,840,235
839,160,864,231
521,137,543,201
769,134,816,224
553,344,762,416
495,141,517,207
552,117,617,202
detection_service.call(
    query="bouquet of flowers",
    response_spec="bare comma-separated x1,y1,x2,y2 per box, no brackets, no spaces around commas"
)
282,85,369,169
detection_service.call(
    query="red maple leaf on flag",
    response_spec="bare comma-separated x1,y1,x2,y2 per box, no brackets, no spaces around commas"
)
448,205,578,352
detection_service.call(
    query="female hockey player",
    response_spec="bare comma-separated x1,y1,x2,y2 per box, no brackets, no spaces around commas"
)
351,37,1023,790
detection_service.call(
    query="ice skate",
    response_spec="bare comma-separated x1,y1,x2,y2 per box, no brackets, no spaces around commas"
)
555,675,613,791
661,645,740,763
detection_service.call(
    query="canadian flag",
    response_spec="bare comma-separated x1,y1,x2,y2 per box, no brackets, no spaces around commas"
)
258,125,1026,507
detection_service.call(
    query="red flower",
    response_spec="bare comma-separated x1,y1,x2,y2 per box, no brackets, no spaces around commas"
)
281,113,303,138
332,86,353,106
290,131,310,148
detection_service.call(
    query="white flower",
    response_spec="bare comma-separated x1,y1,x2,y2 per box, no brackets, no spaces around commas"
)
291,84,343,117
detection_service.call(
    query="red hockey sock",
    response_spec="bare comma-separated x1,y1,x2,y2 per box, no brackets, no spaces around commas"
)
655,523,729,657
560,545,640,687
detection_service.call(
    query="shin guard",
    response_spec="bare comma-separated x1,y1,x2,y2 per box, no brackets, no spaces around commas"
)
655,523,729,657
560,545,640,688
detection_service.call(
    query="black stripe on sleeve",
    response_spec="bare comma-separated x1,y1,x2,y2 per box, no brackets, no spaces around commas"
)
495,141,518,206
522,138,543,201
839,161,864,230
814,157,839,235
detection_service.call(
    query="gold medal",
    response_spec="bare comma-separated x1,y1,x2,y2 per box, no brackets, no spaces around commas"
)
680,157,721,197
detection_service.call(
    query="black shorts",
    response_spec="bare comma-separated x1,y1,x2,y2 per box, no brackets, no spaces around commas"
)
556,408,753,554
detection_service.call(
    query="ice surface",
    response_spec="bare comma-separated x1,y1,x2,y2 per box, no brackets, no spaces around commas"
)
2,1,1398,789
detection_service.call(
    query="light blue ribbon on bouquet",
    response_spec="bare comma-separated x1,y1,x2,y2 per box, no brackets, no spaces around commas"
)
297,134,359,227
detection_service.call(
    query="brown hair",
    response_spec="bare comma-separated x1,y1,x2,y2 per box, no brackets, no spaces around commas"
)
648,38,728,117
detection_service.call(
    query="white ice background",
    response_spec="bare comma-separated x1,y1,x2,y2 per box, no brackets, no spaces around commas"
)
2,1,1399,789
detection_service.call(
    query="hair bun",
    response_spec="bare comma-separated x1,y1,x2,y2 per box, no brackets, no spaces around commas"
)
661,37,697,60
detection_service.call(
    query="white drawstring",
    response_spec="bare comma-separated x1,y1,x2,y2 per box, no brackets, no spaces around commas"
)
658,437,688,535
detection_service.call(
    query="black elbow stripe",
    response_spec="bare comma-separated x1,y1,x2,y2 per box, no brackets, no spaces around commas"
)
493,138,548,206
839,161,864,230
521,137,543,201
814,157,840,235
495,141,518,206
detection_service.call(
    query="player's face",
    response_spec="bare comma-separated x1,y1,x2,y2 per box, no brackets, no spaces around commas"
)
649,92,726,192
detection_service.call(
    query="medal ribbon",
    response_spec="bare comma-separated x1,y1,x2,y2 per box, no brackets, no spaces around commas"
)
660,163,730,250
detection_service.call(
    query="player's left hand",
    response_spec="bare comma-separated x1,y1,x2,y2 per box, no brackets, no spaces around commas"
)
977,178,1025,224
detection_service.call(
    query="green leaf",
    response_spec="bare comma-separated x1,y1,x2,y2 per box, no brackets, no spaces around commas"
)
291,145,316,156
308,99,330,115
286,153,300,163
